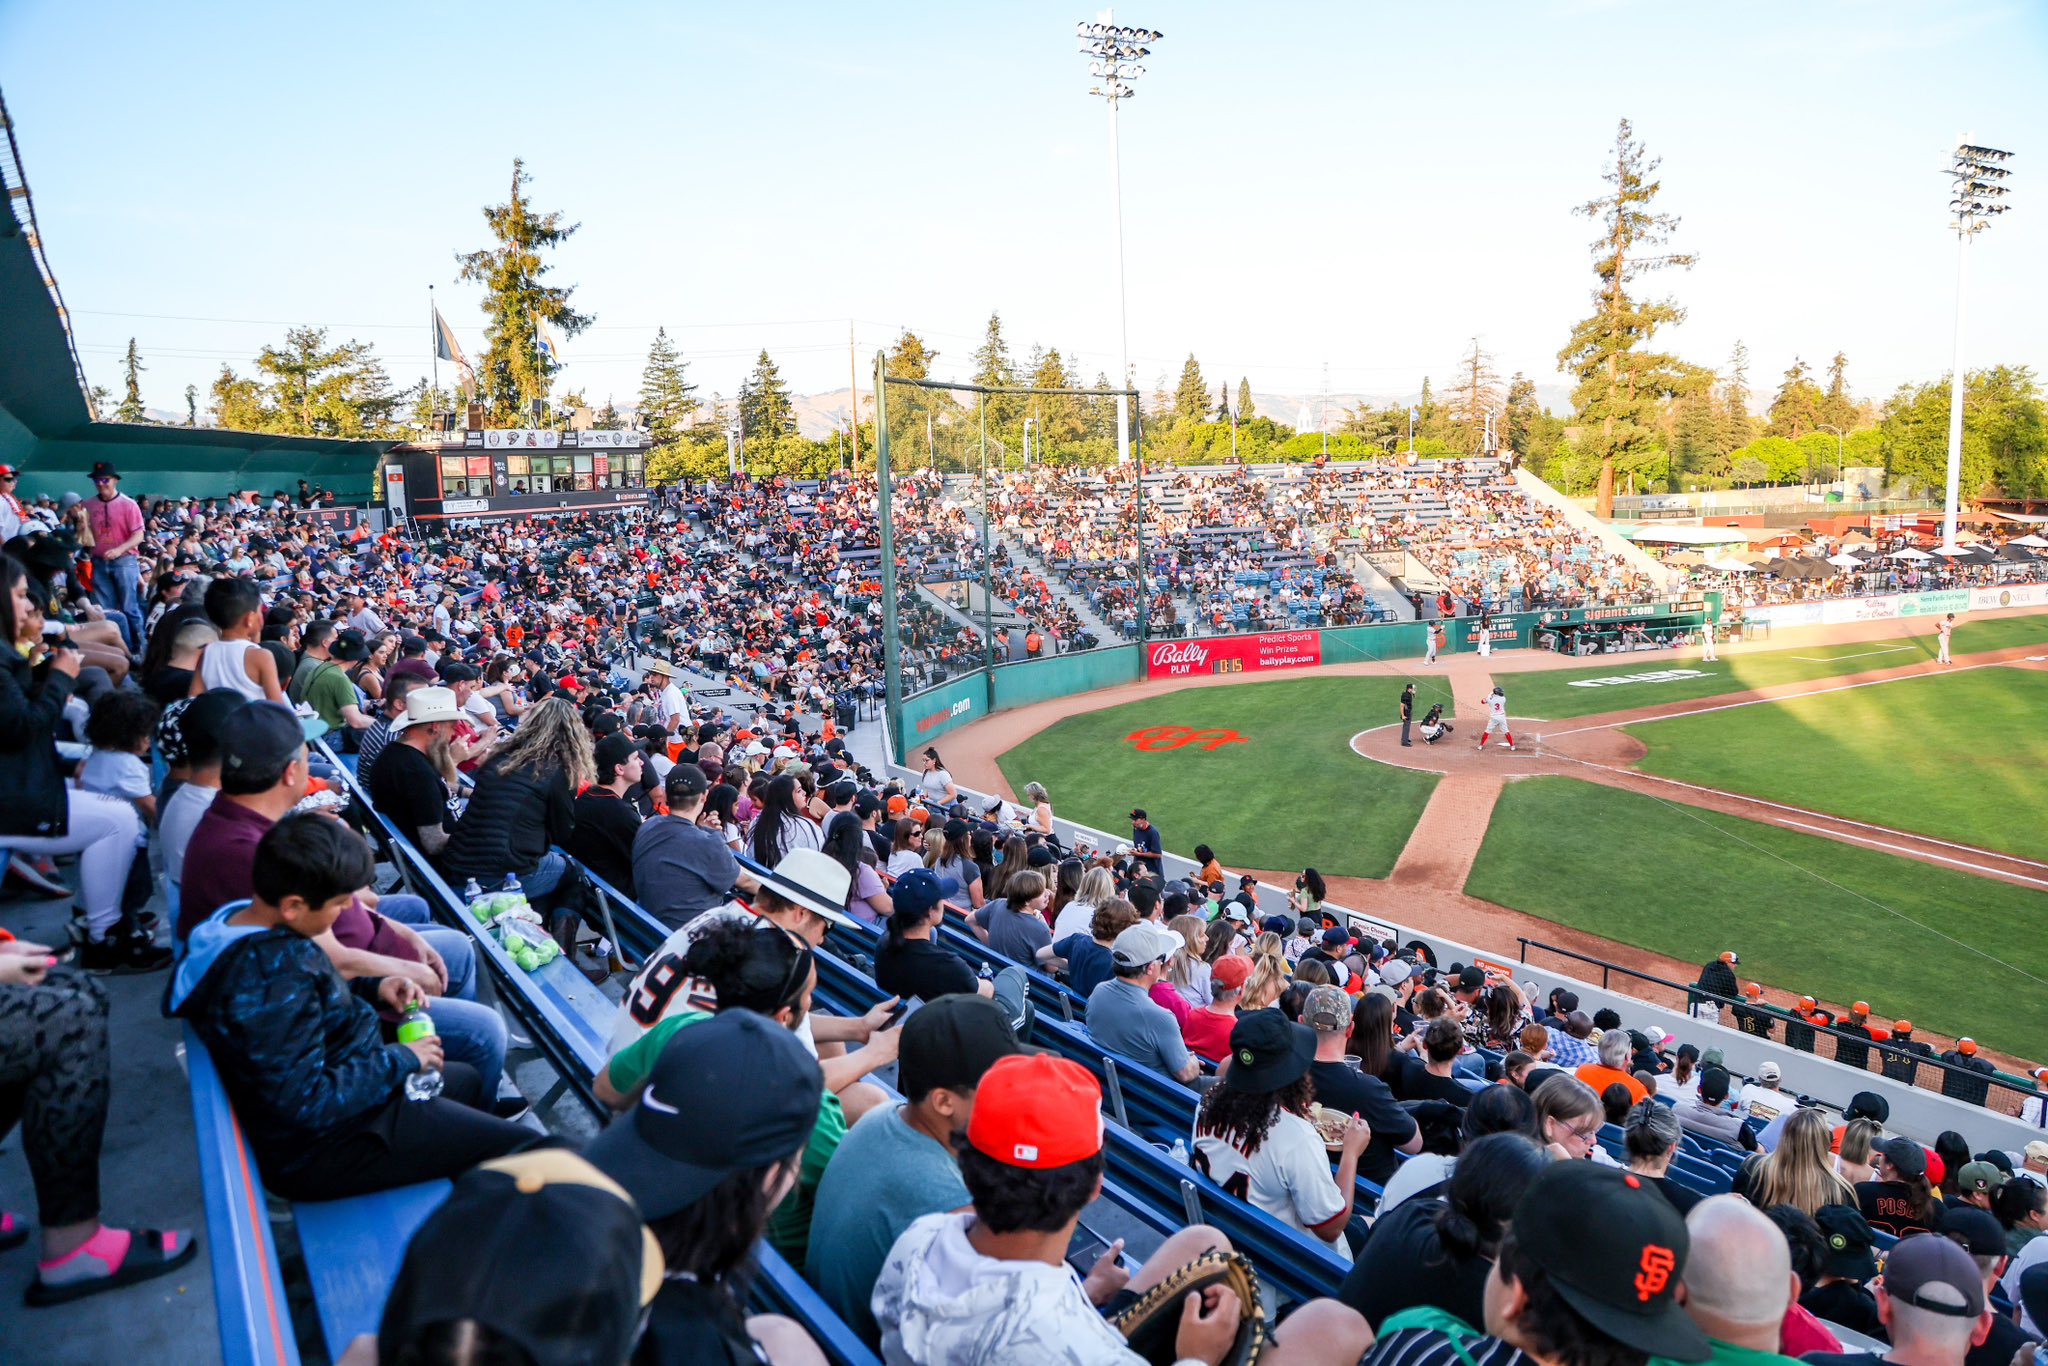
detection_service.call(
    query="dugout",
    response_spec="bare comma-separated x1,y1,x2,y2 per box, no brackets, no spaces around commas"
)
383,428,652,524
1530,596,1716,655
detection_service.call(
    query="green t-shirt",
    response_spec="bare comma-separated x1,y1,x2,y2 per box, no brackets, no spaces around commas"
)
290,656,357,730
603,1009,845,1266
1653,1338,1803,1366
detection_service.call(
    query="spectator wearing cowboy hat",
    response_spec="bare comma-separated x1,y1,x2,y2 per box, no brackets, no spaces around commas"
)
606,847,900,1125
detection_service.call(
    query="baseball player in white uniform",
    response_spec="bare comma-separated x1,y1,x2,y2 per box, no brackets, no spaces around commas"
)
1477,685,1514,752
1424,622,1439,665
1476,619,1492,658
1937,613,1954,665
1700,617,1718,662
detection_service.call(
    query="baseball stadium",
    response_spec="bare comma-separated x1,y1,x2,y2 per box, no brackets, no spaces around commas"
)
4,9,2048,1366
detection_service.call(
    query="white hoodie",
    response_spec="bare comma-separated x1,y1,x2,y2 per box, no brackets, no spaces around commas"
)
871,1211,1142,1366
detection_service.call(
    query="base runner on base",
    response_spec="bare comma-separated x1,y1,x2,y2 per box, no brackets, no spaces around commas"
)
1477,684,1515,752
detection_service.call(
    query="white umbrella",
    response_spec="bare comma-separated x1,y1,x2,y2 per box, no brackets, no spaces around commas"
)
2013,533,2048,549
1707,556,1759,573
1825,552,1865,568
1888,548,1934,561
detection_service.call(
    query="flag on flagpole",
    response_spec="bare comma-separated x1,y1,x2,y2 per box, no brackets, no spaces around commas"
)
432,306,475,397
535,313,565,370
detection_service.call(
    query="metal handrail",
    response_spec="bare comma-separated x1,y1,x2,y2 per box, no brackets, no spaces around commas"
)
1514,936,2033,1105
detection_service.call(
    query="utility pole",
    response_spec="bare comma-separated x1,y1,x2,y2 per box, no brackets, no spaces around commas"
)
848,321,862,467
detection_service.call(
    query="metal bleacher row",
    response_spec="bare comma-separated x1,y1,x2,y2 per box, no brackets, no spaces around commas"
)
181,731,2028,1363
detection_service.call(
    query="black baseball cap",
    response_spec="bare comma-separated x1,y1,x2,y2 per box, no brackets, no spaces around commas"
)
376,1150,660,1366
1942,1206,2005,1257
1882,1233,1986,1317
1810,1204,1877,1282
664,763,709,803
1129,808,1148,820
1881,1136,1929,1179
1510,1163,1710,1361
1846,1091,1890,1123
898,995,1026,1103
220,700,317,779
1223,1010,1315,1096
585,1011,822,1220
593,733,638,783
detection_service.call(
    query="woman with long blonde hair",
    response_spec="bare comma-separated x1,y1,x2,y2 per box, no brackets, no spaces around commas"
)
441,695,594,936
1747,1108,1857,1217
1834,1117,1882,1186
1241,933,1291,1013
1164,914,1213,1006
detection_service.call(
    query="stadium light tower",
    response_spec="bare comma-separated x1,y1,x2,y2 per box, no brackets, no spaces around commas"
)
1077,11,1161,468
1939,141,2014,552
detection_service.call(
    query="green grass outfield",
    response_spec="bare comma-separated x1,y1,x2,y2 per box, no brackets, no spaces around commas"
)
1626,666,2048,863
1502,613,2048,721
994,674,1448,880
1465,777,2048,1056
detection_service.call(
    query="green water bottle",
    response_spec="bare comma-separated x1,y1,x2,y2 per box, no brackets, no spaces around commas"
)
397,1004,443,1101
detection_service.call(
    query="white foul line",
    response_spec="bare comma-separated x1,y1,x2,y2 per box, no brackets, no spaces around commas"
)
1790,645,1917,662
1546,656,2016,738
1775,820,2048,889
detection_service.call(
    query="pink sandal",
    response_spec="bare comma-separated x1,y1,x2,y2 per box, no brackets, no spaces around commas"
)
25,1225,198,1306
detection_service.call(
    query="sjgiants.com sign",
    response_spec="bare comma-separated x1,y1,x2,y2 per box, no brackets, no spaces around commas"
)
915,696,973,733
1146,630,1323,680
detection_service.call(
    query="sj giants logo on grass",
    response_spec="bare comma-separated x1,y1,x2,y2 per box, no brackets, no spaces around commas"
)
1146,630,1322,679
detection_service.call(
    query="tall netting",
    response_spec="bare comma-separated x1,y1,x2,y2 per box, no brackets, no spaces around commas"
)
875,369,1143,740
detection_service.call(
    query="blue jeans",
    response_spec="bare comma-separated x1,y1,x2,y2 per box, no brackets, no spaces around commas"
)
519,848,571,899
378,894,506,1096
91,554,144,653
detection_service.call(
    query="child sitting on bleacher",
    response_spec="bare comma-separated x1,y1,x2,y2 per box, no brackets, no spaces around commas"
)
170,812,532,1200
77,689,162,928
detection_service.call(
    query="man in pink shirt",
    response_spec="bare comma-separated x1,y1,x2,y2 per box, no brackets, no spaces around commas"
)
84,461,146,652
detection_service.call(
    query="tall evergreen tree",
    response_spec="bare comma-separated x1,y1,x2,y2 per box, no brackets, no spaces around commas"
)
1215,379,1232,422
885,328,938,380
736,349,796,448
637,327,700,447
1451,337,1502,454
1167,354,1208,426
455,159,591,419
1237,378,1255,422
1767,358,1827,438
116,338,148,422
1557,118,1696,516
1503,372,1539,455
594,397,625,430
1722,340,1755,451
184,384,198,427
1822,351,1856,431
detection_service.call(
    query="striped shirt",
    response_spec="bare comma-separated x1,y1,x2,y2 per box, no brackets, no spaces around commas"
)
1364,1326,1529,1366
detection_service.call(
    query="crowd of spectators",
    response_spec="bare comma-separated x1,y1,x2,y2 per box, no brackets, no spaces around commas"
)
4,461,2048,1366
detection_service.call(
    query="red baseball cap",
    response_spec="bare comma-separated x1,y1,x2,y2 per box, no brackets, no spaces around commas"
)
1211,954,1254,991
965,1054,1103,1169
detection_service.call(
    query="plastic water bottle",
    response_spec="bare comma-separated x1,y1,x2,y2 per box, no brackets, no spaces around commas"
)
397,1005,443,1101
1167,1139,1189,1167
501,874,523,896
462,878,482,901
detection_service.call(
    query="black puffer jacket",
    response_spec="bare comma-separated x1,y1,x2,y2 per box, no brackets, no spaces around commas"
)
0,648,76,837
440,755,574,883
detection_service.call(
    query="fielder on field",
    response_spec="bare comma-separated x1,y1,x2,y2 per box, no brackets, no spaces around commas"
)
1937,611,1954,665
1477,684,1515,752
1701,616,1718,662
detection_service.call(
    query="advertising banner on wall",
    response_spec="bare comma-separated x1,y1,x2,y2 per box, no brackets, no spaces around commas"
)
1146,631,1323,679
1970,583,2048,612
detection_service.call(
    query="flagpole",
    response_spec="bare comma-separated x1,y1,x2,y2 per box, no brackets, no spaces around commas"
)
429,286,440,411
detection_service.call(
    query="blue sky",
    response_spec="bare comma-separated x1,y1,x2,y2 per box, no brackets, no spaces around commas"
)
3,0,2044,419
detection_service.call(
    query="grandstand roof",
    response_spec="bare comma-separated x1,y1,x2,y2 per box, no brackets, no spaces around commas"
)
0,179,392,501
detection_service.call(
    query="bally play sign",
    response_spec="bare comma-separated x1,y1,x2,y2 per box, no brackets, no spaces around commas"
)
1146,630,1323,680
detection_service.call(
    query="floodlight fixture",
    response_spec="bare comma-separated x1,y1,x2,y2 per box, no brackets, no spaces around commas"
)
1937,139,2016,551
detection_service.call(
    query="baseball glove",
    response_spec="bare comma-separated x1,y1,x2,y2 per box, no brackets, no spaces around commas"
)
1109,1248,1266,1365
